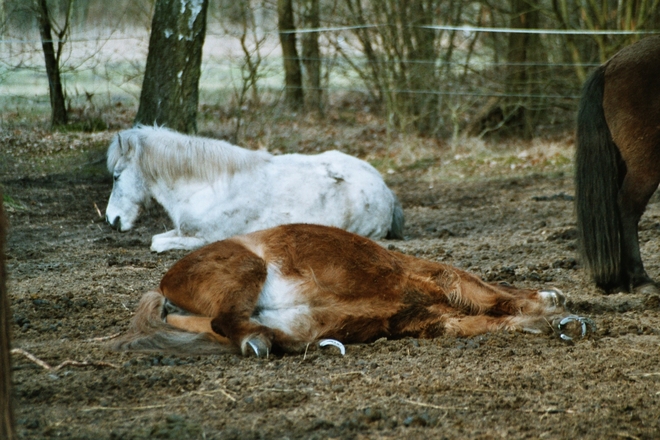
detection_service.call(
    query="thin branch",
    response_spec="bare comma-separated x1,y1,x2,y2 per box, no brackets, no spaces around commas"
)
10,348,120,371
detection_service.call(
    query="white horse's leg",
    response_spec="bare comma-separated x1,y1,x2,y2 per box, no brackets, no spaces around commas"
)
150,231,207,253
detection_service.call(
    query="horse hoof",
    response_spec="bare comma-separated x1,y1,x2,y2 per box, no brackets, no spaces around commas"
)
241,335,270,358
539,288,566,308
554,315,596,341
161,299,189,320
319,339,346,355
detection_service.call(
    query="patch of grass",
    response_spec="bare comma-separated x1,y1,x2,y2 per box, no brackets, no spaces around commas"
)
2,192,28,212
57,117,109,133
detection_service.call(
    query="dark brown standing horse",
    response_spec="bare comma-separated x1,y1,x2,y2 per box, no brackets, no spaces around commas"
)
0,189,15,439
576,36,660,294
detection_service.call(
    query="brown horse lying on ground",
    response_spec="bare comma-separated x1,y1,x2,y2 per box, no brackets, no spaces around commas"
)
113,224,593,357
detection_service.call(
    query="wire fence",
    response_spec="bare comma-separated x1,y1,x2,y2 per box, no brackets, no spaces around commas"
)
0,23,655,134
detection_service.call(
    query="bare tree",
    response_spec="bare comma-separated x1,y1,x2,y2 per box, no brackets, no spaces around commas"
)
504,0,545,138
135,0,209,133
552,0,660,82
467,0,547,138
338,0,442,135
277,0,303,110
301,0,321,112
227,0,268,142
0,191,14,440
35,0,72,127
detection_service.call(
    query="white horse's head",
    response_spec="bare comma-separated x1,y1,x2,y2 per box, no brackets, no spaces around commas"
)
105,131,151,231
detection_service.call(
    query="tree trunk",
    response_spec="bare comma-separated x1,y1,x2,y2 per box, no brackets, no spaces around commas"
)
505,0,543,138
301,0,321,112
277,0,304,110
0,192,14,440
404,0,438,135
135,0,209,134
36,0,67,127
467,0,544,138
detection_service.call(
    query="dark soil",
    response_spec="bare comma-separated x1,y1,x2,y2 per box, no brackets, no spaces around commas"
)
3,129,660,440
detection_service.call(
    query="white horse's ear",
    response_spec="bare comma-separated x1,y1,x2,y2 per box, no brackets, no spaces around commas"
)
118,133,136,156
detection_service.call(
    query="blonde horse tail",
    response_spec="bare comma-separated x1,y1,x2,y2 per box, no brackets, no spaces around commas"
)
386,196,405,239
110,291,237,356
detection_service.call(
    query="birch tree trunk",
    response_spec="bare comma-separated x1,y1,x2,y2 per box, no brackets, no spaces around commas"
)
135,0,209,133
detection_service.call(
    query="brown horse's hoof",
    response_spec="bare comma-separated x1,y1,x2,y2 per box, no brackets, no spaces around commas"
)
319,339,346,355
633,283,660,295
241,334,271,358
554,315,596,341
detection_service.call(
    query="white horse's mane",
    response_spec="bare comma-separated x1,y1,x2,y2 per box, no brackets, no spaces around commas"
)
107,125,271,185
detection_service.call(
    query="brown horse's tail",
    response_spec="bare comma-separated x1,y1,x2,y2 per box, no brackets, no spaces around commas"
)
110,291,237,356
575,64,624,291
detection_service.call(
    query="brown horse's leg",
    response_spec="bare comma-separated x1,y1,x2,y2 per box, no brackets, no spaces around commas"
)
159,239,274,357
444,315,550,336
617,172,659,292
388,266,572,339
602,37,660,292
165,314,232,345
435,267,564,317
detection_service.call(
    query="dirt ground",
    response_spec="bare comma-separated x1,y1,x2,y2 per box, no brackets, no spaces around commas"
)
2,124,660,439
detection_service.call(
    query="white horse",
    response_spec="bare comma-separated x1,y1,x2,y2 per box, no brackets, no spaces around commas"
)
105,126,404,252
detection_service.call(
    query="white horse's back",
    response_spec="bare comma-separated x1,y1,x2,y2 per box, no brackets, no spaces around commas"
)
265,150,398,238
105,126,404,252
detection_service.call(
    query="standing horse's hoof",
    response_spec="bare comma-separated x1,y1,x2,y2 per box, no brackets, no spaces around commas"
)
241,334,271,358
633,282,660,296
554,315,596,341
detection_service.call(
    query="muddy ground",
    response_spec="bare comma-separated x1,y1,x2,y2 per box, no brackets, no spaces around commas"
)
2,126,660,439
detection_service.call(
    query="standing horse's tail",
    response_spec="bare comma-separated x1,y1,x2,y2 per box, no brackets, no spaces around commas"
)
110,291,237,356
575,65,624,290
386,196,405,239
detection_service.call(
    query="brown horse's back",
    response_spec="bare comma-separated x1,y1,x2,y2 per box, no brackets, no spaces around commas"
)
603,36,660,174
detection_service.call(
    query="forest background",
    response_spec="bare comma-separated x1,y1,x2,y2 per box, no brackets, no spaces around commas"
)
1,0,659,142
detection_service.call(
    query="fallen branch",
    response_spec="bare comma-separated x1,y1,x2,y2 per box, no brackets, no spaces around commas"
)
177,388,237,402
627,372,660,378
93,202,103,218
400,398,468,411
81,404,166,412
10,348,120,371
84,333,121,343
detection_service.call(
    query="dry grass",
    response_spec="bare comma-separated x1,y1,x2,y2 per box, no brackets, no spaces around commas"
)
0,103,576,187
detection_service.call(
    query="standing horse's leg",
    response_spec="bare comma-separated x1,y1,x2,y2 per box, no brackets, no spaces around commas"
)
604,59,660,292
616,166,660,293
601,37,660,293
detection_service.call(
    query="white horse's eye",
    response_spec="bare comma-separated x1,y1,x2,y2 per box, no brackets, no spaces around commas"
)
113,173,120,182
